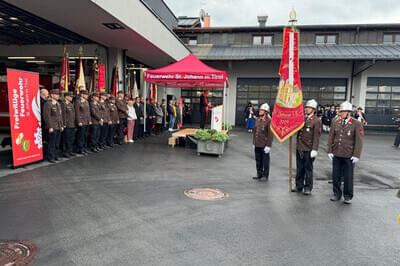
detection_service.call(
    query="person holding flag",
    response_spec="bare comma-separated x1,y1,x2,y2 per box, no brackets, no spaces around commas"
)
252,103,274,181
293,99,322,195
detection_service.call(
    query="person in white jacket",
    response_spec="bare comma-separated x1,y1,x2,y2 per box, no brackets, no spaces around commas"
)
127,99,137,143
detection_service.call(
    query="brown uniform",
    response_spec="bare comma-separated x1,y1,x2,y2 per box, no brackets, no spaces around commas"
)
294,114,322,192
253,116,273,179
43,99,63,130
328,118,363,158
328,117,364,200
109,102,120,124
61,99,75,128
75,97,91,126
99,100,111,123
296,115,322,151
90,100,102,125
116,98,128,119
253,116,273,148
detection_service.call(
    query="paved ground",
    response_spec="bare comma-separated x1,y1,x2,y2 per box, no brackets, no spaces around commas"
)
0,129,399,265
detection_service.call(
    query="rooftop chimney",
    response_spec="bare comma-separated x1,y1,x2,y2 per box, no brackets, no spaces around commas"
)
204,14,210,28
257,15,268,27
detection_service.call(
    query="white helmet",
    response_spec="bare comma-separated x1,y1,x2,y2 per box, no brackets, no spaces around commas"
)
305,99,318,109
339,101,353,112
260,103,270,112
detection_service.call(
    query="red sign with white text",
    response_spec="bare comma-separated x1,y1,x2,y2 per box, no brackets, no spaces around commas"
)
7,69,43,167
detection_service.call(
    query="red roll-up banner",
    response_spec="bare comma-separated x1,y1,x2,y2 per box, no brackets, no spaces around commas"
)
7,69,43,167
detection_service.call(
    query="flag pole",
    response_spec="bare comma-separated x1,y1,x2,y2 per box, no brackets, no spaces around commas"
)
289,8,297,192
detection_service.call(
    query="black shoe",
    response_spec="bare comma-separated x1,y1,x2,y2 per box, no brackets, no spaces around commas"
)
96,147,103,152
48,159,56,163
263,176,269,181
303,190,311,196
252,176,262,180
291,188,303,193
91,148,98,153
70,153,77,157
343,198,352,204
54,157,60,161
63,154,71,159
330,195,341,201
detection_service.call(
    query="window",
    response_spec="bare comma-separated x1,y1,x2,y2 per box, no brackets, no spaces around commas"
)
188,37,197,45
253,35,273,45
315,34,337,45
383,33,400,44
365,82,400,115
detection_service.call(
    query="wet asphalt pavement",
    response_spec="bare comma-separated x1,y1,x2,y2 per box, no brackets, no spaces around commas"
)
0,129,399,265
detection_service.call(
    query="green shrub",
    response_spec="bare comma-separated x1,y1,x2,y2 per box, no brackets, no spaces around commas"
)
194,129,212,141
211,132,229,142
222,123,233,131
194,129,229,142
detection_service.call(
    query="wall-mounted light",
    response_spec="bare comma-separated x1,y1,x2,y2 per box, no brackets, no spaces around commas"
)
9,17,18,21
8,56,36,59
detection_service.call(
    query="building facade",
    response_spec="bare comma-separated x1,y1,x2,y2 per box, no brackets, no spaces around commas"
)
175,23,400,128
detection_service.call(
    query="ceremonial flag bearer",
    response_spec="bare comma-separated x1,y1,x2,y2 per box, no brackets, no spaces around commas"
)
293,99,322,195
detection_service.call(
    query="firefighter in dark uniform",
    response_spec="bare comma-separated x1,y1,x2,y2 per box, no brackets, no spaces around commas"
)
42,89,63,163
293,99,322,195
252,103,274,181
99,92,111,149
90,92,103,152
61,91,75,158
116,91,129,145
328,101,363,204
107,96,119,147
75,90,91,155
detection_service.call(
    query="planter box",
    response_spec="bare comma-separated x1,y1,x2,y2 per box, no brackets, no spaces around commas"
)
197,140,225,157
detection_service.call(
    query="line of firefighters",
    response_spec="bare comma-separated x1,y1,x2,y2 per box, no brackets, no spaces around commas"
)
252,100,364,204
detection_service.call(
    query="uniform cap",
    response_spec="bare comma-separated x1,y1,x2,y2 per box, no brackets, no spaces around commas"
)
109,95,116,100
65,91,74,97
92,92,99,97
50,89,60,95
339,101,353,112
305,99,318,109
117,90,125,94
80,90,89,95
100,92,107,96
260,103,270,112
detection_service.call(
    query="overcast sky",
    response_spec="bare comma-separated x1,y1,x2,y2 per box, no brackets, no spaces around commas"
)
164,0,400,26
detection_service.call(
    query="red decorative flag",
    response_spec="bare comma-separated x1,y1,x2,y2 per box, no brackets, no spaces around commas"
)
98,64,106,93
111,66,119,96
59,51,69,92
178,97,183,129
149,83,157,101
270,28,304,142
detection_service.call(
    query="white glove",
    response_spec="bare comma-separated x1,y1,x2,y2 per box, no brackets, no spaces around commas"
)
252,145,255,149
310,150,318,158
264,146,271,154
328,153,334,160
351,157,359,164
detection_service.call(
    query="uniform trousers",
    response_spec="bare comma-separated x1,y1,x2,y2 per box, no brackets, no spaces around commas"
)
295,150,314,191
254,147,270,178
200,110,206,129
107,124,117,146
48,130,61,161
63,127,75,155
332,156,354,200
394,129,400,147
117,118,127,143
90,124,101,149
77,125,89,153
99,124,109,147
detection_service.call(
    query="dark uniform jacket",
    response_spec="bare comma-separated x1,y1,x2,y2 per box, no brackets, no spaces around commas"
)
328,117,363,158
75,97,91,126
42,99,63,130
296,114,322,151
90,100,102,125
253,116,274,148
116,98,128,119
146,103,155,118
99,100,111,123
134,102,144,119
108,102,119,124
200,94,208,113
61,99,75,128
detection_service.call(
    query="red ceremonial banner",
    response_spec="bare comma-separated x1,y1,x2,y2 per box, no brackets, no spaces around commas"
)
98,64,105,92
7,69,43,167
271,28,304,142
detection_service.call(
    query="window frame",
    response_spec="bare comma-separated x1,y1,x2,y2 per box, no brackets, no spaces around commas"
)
383,33,400,44
315,33,338,45
252,34,273,46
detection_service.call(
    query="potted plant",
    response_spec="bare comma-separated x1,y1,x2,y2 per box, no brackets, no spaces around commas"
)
194,129,229,157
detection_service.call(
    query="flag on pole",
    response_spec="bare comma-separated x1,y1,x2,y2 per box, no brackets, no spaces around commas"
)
270,27,304,142
111,66,119,96
75,58,86,94
149,83,157,101
59,50,70,92
89,60,100,94
178,97,183,129
133,77,139,98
